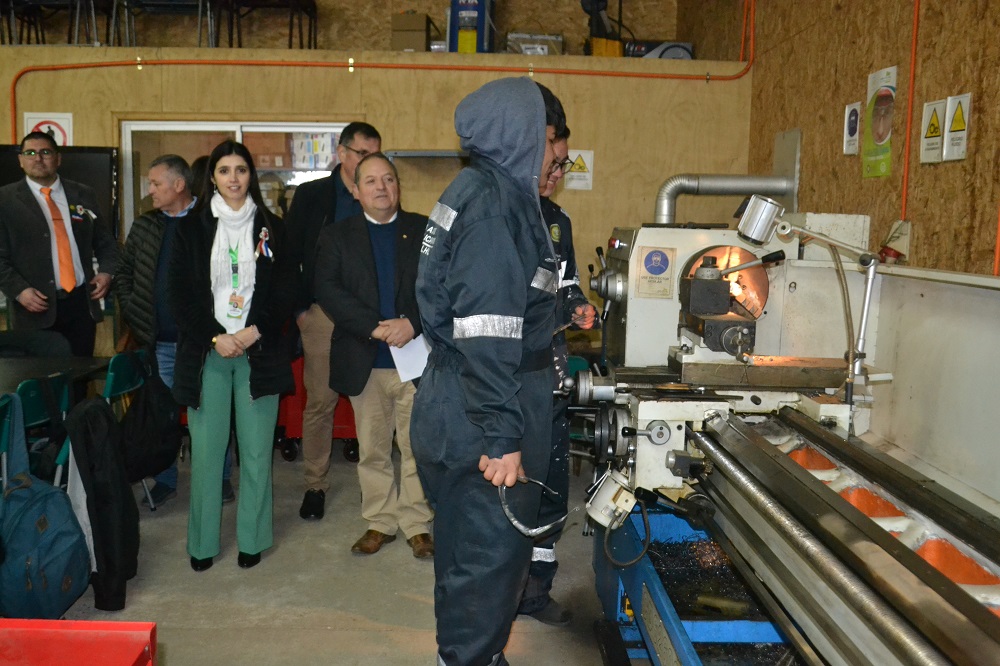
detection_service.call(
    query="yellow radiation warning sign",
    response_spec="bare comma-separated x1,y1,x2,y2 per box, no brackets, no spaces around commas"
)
949,102,966,132
925,109,941,138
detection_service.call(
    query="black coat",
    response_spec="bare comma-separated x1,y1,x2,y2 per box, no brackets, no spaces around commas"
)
313,210,426,396
284,165,354,312
64,398,140,612
114,211,165,348
167,204,295,408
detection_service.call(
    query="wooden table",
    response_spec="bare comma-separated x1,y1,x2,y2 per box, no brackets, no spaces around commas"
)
0,357,111,395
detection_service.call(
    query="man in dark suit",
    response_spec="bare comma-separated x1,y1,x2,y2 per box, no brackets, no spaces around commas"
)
0,131,118,356
284,122,381,520
314,153,434,559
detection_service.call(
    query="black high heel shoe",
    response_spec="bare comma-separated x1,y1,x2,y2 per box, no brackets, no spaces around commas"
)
238,551,261,568
190,556,213,572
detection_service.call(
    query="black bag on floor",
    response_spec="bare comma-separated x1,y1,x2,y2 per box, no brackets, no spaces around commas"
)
119,351,182,483
0,393,91,619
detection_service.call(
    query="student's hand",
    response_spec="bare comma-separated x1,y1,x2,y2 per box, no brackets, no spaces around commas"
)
377,317,415,348
16,287,49,313
573,304,598,330
479,452,523,488
90,272,111,300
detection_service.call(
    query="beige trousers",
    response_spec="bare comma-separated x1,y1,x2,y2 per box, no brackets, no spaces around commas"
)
299,303,339,492
350,368,432,538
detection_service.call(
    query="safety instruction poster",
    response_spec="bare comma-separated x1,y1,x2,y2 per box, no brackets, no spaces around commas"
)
862,66,896,179
636,246,677,298
564,149,593,191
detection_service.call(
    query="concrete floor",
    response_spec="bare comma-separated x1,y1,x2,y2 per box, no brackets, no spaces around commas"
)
65,445,609,665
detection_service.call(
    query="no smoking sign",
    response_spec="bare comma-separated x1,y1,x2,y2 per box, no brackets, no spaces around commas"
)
24,112,73,146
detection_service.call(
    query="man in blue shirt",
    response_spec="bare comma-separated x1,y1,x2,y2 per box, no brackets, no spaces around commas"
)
313,153,433,558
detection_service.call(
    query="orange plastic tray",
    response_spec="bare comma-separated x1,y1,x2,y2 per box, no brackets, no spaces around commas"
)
0,619,156,666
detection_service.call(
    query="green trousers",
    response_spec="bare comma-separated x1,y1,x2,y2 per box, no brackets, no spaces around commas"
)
187,351,278,559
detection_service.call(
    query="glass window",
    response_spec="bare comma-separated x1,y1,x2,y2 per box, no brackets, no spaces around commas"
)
121,122,347,236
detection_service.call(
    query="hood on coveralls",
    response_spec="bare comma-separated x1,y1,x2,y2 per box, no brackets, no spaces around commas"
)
454,76,547,200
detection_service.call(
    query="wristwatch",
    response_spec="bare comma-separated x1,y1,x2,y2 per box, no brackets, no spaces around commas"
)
211,335,219,347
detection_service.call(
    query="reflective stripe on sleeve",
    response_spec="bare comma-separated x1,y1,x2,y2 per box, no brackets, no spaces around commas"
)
429,202,457,232
530,267,557,294
453,314,523,340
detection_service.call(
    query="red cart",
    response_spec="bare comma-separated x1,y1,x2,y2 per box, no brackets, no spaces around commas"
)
275,356,357,462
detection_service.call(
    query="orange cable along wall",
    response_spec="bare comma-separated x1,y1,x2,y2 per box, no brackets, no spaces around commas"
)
899,0,920,224
8,1,758,142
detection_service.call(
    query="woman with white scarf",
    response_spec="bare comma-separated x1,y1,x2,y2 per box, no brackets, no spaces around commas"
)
169,140,294,572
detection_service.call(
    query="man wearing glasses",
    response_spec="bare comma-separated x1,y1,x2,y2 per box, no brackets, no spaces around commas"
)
284,121,381,521
517,125,597,627
0,131,118,356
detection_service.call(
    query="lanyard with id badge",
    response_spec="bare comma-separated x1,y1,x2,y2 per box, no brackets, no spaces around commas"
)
227,243,245,319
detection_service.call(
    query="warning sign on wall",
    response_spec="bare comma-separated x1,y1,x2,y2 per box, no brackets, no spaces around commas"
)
564,149,593,191
943,93,971,162
23,113,73,146
919,100,945,164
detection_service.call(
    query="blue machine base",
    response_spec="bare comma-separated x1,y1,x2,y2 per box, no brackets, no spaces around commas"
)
593,510,788,666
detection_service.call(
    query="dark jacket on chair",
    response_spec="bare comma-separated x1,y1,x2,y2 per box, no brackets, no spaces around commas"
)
167,204,295,408
313,210,426,396
64,398,140,612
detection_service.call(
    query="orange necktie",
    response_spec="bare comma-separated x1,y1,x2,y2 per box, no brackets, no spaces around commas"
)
41,186,76,293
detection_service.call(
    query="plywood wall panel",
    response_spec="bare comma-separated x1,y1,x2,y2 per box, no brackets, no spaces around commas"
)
25,0,677,53
3,48,751,303
747,0,1000,273
676,0,742,61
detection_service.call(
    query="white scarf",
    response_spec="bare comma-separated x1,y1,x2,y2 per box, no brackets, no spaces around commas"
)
210,191,257,333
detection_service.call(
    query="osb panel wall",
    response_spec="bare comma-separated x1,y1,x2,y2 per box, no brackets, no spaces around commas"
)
2,48,750,295
676,0,742,61
32,0,677,55
748,1,1000,273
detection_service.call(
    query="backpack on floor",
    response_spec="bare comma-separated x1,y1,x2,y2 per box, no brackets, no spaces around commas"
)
0,393,91,619
118,351,182,483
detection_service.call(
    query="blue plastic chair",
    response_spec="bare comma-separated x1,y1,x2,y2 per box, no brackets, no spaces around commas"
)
103,350,158,509
16,373,71,487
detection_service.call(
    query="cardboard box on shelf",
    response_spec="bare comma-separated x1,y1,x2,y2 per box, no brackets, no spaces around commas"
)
506,32,563,56
391,12,430,52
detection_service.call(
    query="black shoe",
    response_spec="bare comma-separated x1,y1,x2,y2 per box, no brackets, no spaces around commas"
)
190,556,213,572
238,551,261,568
526,600,572,627
343,439,360,462
143,483,177,507
222,479,236,504
299,489,325,520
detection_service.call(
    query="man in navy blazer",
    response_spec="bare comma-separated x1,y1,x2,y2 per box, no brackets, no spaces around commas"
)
314,153,434,559
0,132,118,356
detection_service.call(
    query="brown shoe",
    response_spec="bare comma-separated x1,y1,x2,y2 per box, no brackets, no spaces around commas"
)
351,529,396,555
407,533,435,559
